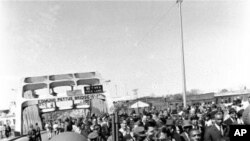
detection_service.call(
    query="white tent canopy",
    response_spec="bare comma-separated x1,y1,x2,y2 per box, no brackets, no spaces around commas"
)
130,101,149,109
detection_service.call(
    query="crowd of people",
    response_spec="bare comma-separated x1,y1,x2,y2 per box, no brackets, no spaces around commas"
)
39,96,250,141
1,124,12,139
27,123,42,141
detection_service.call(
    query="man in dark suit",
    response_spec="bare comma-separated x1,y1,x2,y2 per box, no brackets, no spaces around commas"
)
190,115,202,132
181,120,192,141
190,115,204,141
166,119,182,141
204,112,228,141
224,108,237,125
223,108,237,138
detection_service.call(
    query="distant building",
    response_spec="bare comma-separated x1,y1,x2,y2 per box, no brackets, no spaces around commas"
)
187,92,215,105
214,89,250,104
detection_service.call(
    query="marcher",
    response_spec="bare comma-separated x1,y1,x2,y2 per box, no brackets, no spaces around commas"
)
237,109,244,124
35,123,42,141
166,119,181,141
189,129,201,141
53,121,59,135
204,112,228,141
38,98,250,141
45,121,52,140
180,120,192,141
28,124,36,141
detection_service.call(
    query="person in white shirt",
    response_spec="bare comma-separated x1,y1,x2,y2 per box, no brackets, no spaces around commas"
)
45,121,52,140
90,118,97,131
74,123,82,134
53,121,59,135
119,120,130,136
204,114,212,127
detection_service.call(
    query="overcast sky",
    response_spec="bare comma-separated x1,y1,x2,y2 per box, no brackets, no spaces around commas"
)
0,0,250,109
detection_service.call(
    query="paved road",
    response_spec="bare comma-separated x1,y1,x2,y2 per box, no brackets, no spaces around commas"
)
8,132,83,141
12,132,52,141
15,133,48,141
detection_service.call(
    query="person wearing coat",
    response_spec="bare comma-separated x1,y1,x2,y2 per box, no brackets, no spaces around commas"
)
28,124,37,141
204,112,229,141
224,108,237,125
180,120,192,141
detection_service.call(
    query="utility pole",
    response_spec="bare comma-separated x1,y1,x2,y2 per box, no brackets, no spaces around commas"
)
177,0,187,108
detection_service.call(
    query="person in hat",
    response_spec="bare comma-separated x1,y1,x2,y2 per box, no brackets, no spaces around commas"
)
133,126,147,141
173,118,183,135
190,115,204,141
181,120,192,141
166,119,181,141
180,120,192,141
224,108,237,125
190,115,199,130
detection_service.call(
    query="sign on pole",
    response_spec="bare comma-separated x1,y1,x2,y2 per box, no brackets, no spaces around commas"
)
84,85,103,94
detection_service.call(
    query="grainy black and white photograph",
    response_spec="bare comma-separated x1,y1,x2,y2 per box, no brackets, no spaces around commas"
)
0,0,250,141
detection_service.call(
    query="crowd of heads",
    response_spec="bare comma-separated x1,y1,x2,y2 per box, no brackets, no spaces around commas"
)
42,96,250,141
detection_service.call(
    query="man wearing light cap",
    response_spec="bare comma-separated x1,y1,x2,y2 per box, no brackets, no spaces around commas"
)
181,120,192,141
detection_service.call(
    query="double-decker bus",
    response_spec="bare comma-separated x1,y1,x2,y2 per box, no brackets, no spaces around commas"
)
15,72,108,136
